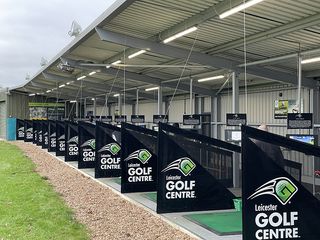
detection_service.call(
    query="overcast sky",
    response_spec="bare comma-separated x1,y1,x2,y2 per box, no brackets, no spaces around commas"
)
0,0,116,88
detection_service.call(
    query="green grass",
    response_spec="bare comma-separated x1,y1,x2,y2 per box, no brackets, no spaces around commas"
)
0,141,89,240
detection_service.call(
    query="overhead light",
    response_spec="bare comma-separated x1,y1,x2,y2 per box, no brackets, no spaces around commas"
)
52,87,57,91
163,26,198,44
59,84,65,88
145,87,159,91
219,0,265,19
106,65,111,69
29,93,36,96
128,50,147,59
70,100,77,103
46,90,51,93
88,71,96,76
113,94,120,97
91,98,95,101
66,81,74,85
111,60,121,65
77,75,86,80
301,57,320,64
198,75,224,82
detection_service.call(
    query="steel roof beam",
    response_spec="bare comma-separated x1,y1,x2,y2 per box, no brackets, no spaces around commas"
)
96,28,317,89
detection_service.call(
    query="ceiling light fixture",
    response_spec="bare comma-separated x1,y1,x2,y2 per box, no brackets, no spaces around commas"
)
111,60,121,65
70,100,77,103
128,50,147,59
219,0,265,19
145,87,159,91
29,93,36,96
91,98,95,101
59,84,65,88
66,81,73,85
46,90,51,93
89,71,96,76
77,75,86,80
163,26,198,44
198,75,224,82
301,57,320,64
113,94,120,97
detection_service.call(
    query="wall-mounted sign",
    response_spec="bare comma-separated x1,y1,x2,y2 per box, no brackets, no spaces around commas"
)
226,113,247,126
287,113,313,129
115,115,127,123
183,114,200,125
131,115,145,123
29,102,65,120
274,100,303,119
153,115,168,124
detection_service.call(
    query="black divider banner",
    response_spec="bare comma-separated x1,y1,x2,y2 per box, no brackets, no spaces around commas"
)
226,113,247,126
78,121,96,169
95,122,121,178
131,115,145,123
157,123,237,214
16,119,25,140
41,121,49,149
183,114,200,125
48,120,56,152
24,120,33,142
287,113,313,129
115,115,127,123
121,123,158,193
65,121,79,161
153,115,168,123
242,126,320,240
56,120,65,156
32,120,38,144
37,120,43,146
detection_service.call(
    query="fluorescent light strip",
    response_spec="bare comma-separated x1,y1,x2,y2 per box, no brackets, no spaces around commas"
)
77,75,86,80
163,26,198,44
128,50,147,59
70,100,77,103
301,57,320,64
89,71,96,76
66,81,74,85
46,90,51,93
219,0,265,19
113,94,120,97
198,75,224,82
59,84,65,88
145,87,159,91
111,60,121,65
91,98,95,101
29,93,36,96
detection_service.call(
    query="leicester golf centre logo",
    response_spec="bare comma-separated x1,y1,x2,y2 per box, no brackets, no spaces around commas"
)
26,128,33,133
98,143,121,155
248,177,298,205
162,157,196,176
81,139,96,149
18,127,24,132
50,132,56,138
67,136,78,144
124,149,152,164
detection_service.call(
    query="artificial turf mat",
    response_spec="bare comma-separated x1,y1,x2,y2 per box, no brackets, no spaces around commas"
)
142,192,157,202
184,211,242,235
112,177,121,185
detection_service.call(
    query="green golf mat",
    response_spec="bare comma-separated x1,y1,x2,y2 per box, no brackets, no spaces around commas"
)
184,211,242,236
142,192,157,202
112,177,121,185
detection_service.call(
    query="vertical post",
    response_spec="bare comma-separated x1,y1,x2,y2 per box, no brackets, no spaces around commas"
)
158,86,163,115
118,94,122,115
298,54,302,113
84,98,87,118
105,94,108,117
75,101,79,118
232,71,240,188
190,78,193,114
64,101,67,119
93,98,97,117
136,89,139,115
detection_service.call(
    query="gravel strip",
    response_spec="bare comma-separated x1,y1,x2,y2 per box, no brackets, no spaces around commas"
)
12,141,194,240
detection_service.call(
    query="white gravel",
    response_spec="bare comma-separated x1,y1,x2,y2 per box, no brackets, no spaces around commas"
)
12,141,195,240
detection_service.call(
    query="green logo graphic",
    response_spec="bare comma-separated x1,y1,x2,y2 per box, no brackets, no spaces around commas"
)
162,157,196,176
124,149,152,164
98,143,121,155
81,139,95,149
248,177,298,205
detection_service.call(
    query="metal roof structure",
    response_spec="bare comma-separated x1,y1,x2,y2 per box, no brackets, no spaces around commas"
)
12,0,320,103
